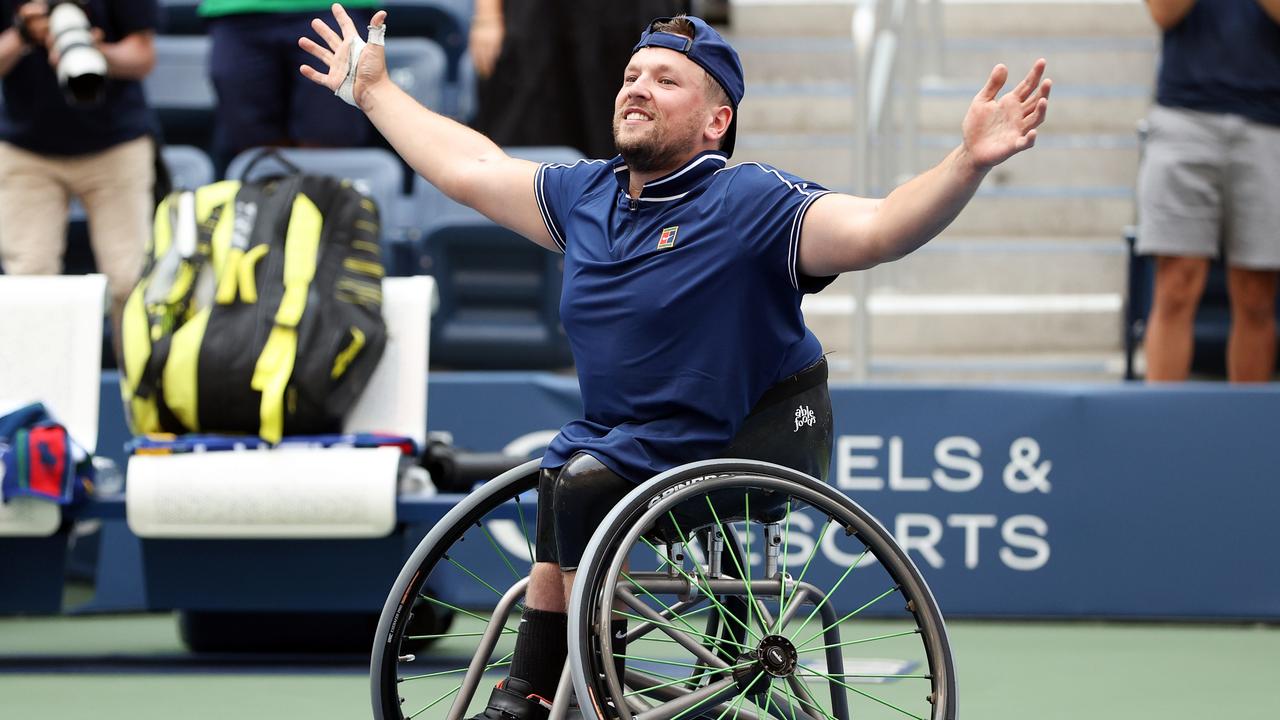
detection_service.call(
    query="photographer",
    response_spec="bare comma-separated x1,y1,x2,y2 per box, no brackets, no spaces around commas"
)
0,0,158,357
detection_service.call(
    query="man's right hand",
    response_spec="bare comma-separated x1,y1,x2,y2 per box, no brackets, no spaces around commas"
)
15,1,50,48
298,3,388,111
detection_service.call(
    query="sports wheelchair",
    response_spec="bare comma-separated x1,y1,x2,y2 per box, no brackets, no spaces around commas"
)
371,458,956,720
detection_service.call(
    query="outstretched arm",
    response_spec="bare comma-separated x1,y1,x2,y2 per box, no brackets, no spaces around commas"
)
298,4,556,250
1146,0,1198,30
797,60,1051,276
1257,0,1280,26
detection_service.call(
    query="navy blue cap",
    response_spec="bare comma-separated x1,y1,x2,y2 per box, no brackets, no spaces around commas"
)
633,15,744,156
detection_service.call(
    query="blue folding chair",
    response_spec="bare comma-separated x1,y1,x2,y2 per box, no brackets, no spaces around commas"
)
409,146,583,368
145,35,216,152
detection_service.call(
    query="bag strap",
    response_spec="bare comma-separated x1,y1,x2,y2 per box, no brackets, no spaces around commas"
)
238,147,302,182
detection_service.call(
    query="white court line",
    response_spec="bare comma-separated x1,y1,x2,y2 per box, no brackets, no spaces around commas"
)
802,293,1123,315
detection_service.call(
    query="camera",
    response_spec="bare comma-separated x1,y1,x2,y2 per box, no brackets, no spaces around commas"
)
48,0,107,106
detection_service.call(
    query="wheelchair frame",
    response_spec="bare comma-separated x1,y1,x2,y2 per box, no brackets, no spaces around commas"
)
372,458,957,720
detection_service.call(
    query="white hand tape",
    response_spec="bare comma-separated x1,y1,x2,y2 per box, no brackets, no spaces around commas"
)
335,25,384,106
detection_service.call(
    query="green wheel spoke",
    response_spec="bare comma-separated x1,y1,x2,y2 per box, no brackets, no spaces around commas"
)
795,585,899,651
796,628,920,653
623,661,754,698
417,593,517,633
399,652,513,682
801,672,931,680
664,510,738,643
790,519,832,598
513,492,535,565
703,499,764,644
617,654,739,671
406,683,462,719
405,628,517,641
630,545,753,644
444,553,518,607
774,499,794,636
779,682,838,720
789,547,871,641
621,570,705,637
611,609,750,651
479,518,526,585
796,666,926,720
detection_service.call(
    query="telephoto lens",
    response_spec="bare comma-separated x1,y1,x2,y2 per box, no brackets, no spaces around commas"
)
48,0,107,106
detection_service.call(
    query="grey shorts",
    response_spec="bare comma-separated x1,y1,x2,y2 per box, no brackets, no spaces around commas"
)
1136,104,1280,270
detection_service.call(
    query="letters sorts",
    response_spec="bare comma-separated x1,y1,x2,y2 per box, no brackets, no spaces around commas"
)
832,434,1052,572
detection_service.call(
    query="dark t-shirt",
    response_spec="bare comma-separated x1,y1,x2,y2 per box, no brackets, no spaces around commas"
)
0,0,158,155
1156,0,1280,126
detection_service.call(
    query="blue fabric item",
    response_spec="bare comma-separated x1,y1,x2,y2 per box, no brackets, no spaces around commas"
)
534,151,834,483
1156,0,1280,126
0,0,159,155
632,14,744,154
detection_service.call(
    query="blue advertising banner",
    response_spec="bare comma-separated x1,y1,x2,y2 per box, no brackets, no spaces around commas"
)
420,377,1280,620
84,374,1280,620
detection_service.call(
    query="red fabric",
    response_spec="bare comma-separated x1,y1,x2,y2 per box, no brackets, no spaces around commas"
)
27,426,67,499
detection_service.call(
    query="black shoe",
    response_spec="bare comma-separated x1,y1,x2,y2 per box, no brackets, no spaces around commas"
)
467,677,553,720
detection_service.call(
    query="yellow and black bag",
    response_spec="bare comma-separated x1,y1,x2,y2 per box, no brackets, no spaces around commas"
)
120,164,387,443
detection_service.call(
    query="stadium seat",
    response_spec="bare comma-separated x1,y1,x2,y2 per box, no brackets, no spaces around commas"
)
385,37,448,112
225,147,414,275
380,0,472,118
161,144,216,191
411,146,582,369
145,35,216,152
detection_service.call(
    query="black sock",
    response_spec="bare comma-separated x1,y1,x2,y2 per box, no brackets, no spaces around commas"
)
611,618,628,682
509,608,568,699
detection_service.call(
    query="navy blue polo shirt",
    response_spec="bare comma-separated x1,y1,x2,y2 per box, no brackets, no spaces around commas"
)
0,0,159,155
1156,0,1280,126
536,150,835,483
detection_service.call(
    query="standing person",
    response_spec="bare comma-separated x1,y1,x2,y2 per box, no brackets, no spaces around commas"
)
469,0,687,158
0,0,158,358
1138,0,1280,382
299,6,1050,717
199,0,377,172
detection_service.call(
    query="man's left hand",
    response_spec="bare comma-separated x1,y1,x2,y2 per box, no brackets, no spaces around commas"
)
961,59,1051,171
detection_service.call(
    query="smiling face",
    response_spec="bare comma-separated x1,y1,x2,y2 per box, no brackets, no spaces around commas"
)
612,47,732,175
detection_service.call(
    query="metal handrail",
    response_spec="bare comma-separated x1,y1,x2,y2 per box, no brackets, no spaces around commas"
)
848,0,941,381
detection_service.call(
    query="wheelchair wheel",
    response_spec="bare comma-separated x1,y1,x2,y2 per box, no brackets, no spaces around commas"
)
371,459,542,720
568,459,956,720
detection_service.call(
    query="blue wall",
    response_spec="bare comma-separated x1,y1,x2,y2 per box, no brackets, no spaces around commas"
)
93,373,1280,620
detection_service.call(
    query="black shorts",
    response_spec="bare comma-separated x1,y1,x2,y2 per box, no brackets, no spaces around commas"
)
536,358,833,570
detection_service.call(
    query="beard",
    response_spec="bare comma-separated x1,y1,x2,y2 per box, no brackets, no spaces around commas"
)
612,111,704,173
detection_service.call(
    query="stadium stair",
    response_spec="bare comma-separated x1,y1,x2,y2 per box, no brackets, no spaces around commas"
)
725,0,1157,381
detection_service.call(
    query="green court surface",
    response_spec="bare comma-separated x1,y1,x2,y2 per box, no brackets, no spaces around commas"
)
1,613,1277,719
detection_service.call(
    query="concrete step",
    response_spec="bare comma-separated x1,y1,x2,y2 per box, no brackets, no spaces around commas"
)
733,133,1139,189
738,82,1150,134
947,190,1132,236
730,0,1156,38
802,293,1124,353
733,35,1158,87
847,351,1128,382
821,236,1129,295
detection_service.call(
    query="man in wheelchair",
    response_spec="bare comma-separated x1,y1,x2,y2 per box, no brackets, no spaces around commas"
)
301,6,1049,718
